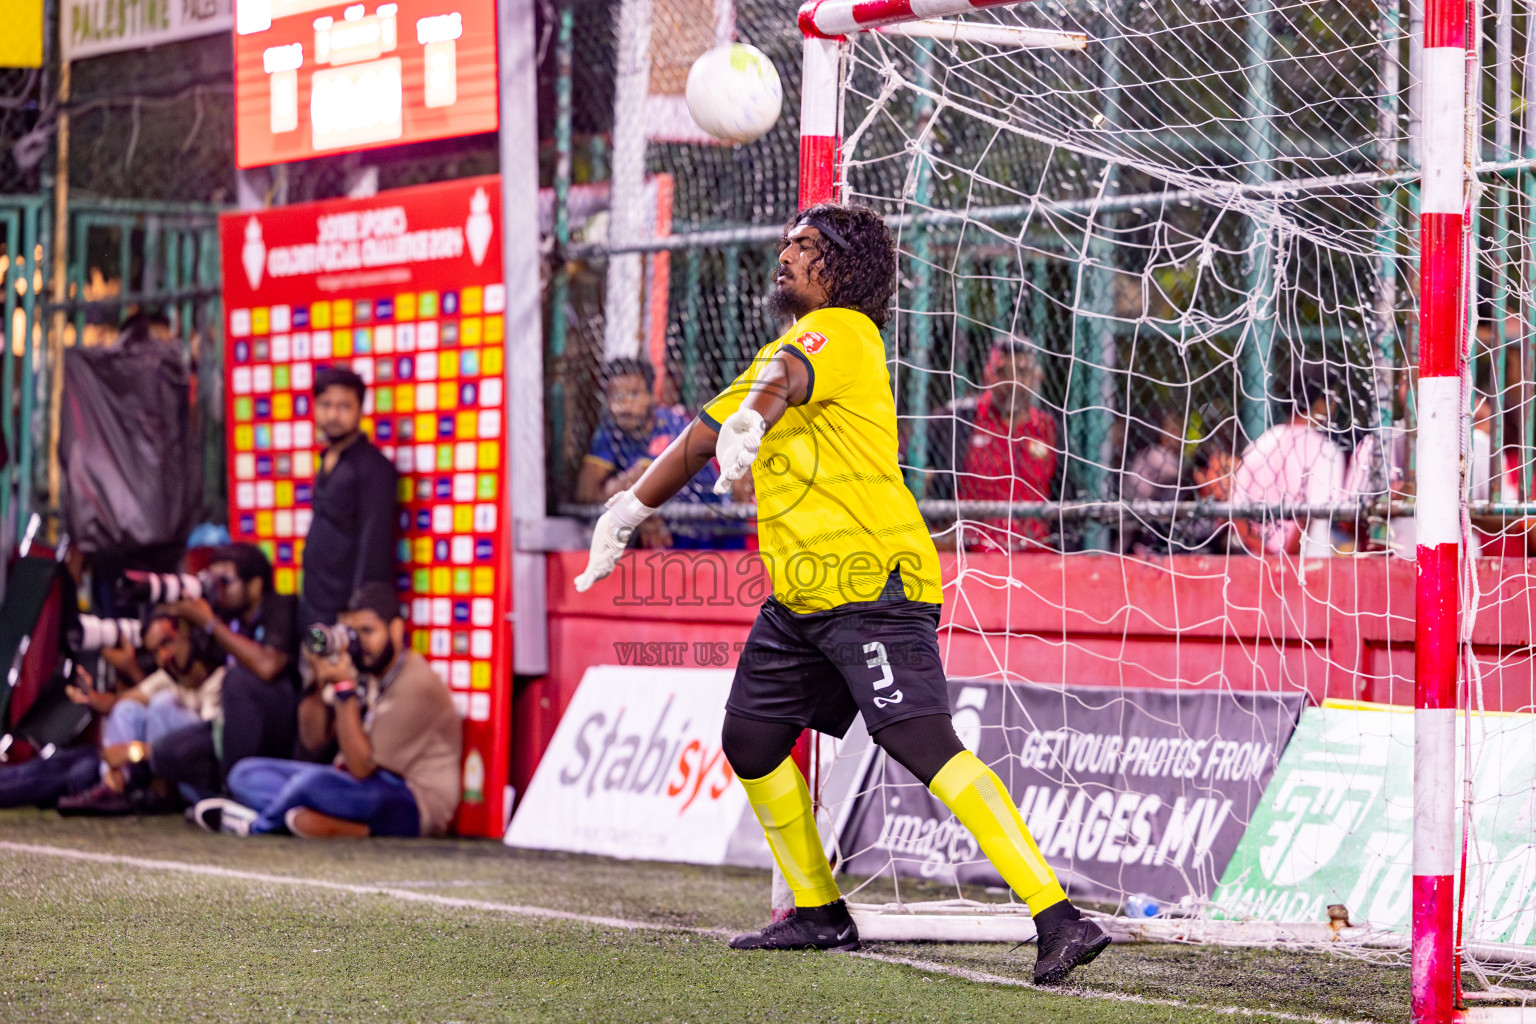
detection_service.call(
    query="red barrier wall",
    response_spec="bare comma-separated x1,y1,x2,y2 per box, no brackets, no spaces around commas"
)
511,550,1536,801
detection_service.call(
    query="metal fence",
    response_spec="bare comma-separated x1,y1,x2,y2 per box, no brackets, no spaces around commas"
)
536,0,1536,558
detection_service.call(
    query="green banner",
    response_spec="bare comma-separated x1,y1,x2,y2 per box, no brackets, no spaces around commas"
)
1212,702,1536,948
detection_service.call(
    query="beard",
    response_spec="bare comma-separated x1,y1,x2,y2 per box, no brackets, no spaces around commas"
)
320,424,359,445
360,638,396,676
767,282,814,323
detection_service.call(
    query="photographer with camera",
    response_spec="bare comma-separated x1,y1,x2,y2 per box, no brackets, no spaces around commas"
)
301,368,398,629
194,582,461,839
44,613,225,815
138,545,309,807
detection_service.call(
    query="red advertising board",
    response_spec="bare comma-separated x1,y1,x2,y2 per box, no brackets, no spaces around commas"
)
233,0,497,168
219,175,511,836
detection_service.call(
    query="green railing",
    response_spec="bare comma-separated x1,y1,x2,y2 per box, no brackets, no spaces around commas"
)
0,194,225,566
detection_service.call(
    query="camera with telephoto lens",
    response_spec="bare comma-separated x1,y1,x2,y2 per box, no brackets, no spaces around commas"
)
69,614,144,653
120,570,211,604
305,623,362,665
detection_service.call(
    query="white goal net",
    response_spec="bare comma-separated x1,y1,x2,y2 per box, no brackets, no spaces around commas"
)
550,0,1536,993
808,0,1536,991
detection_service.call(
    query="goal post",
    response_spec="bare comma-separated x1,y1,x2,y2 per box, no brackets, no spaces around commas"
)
790,1,1508,1017
1412,0,1467,1021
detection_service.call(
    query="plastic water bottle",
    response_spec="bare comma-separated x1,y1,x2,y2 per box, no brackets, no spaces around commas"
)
1125,893,1160,919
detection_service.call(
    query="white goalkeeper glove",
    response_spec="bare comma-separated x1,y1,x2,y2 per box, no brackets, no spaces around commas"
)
574,489,656,593
713,409,766,496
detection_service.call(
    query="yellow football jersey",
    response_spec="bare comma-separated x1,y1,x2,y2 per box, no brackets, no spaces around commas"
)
701,307,942,613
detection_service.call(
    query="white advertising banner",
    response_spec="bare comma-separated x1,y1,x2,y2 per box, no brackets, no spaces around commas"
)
64,0,233,61
507,666,752,865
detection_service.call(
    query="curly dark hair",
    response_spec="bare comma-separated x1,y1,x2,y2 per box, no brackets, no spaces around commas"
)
780,203,897,329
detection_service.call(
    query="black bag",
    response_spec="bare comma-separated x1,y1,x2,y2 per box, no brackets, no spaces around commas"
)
58,339,200,558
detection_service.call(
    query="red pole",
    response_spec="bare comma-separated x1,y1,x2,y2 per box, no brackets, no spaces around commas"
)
797,0,1033,38
798,32,843,209
1413,0,1467,1019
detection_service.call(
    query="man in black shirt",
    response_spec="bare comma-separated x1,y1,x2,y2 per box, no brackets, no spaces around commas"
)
301,367,398,628
145,544,306,804
173,542,298,682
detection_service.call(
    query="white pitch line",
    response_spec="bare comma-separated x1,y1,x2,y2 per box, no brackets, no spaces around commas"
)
848,949,1377,1024
0,840,689,935
1,840,1371,1024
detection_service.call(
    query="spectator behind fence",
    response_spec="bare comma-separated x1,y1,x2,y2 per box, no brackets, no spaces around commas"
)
1342,370,1415,556
195,582,462,839
1229,363,1346,559
920,336,1059,551
301,367,398,628
139,545,310,807
577,358,740,549
45,613,226,815
1120,408,1195,555
1188,425,1243,553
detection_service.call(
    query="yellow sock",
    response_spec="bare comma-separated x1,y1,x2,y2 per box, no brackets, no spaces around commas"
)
739,758,842,908
930,750,1067,915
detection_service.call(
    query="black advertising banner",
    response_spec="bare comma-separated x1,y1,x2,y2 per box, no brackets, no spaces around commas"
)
839,682,1306,905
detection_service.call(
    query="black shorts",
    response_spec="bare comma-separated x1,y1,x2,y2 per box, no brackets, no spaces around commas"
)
727,571,952,738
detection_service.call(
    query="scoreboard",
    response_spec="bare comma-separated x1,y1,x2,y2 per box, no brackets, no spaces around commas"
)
219,175,512,836
234,0,497,167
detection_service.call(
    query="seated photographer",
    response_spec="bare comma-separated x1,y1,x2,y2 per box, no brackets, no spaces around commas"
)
165,543,297,684
194,582,461,839
80,614,221,751
146,545,308,804
50,613,225,815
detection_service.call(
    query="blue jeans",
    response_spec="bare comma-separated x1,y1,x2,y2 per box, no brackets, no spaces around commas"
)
103,691,201,747
226,757,420,837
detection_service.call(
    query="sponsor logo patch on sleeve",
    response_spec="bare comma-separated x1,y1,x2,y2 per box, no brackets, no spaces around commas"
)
799,331,830,355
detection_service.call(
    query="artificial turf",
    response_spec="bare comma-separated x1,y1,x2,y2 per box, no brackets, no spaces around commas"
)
0,809,1415,1023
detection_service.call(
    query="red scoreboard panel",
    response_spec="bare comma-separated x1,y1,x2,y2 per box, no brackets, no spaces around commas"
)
219,176,511,836
234,0,497,168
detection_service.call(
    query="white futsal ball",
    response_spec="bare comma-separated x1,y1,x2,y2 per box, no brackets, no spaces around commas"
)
685,43,783,145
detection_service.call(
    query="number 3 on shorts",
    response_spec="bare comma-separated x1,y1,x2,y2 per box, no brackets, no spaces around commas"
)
863,641,904,709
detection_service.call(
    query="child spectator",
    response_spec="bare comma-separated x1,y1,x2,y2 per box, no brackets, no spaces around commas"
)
577,358,737,548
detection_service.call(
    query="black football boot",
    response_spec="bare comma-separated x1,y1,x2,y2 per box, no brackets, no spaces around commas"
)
729,899,860,952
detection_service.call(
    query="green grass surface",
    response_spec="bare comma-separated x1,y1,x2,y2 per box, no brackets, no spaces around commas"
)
0,809,1411,1023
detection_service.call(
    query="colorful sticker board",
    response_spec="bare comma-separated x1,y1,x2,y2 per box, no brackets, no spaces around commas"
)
219,175,510,837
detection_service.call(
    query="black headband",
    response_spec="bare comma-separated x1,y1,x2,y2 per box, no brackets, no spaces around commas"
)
795,214,850,252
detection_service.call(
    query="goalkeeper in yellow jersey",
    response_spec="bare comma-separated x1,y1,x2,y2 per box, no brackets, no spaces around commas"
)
574,203,1109,985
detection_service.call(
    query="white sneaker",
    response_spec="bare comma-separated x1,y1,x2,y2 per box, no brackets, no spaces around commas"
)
193,798,259,836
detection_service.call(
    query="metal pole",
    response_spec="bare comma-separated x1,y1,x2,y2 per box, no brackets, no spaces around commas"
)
1523,0,1536,500
1240,0,1277,446
1412,0,1467,1017
500,0,551,678
0,213,17,552
548,0,574,509
45,51,70,544
799,35,843,208
1369,0,1403,549
602,0,652,359
799,0,1036,37
1492,0,1513,500
1067,188,1115,551
19,202,39,545
1066,6,1126,551
903,40,936,496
